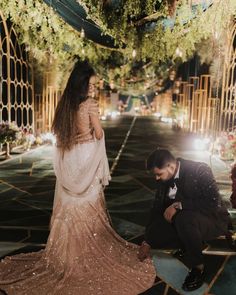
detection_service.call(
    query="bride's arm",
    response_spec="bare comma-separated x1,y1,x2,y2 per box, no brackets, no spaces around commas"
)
88,99,103,140
90,113,103,140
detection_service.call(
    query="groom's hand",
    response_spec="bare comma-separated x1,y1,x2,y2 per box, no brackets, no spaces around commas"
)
137,241,151,261
164,205,177,223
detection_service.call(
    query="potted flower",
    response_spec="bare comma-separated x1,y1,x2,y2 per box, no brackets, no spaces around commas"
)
0,121,19,159
215,132,236,161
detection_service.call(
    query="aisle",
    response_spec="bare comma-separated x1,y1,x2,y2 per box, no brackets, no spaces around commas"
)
0,115,235,294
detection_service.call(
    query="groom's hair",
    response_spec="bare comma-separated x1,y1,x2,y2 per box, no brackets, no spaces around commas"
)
146,149,176,171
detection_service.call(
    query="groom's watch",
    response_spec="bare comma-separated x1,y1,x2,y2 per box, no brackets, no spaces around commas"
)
172,202,182,210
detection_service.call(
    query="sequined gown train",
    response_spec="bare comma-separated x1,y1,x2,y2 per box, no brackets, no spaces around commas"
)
0,99,156,294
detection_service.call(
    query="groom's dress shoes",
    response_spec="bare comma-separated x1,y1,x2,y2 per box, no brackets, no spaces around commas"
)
225,231,236,251
172,248,185,259
182,267,204,291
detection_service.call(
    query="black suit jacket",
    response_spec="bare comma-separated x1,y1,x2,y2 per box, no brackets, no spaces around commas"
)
147,158,230,233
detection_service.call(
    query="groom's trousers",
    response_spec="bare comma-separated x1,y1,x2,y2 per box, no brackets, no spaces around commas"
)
145,210,226,268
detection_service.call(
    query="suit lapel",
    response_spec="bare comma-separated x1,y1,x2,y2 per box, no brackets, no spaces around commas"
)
175,158,186,201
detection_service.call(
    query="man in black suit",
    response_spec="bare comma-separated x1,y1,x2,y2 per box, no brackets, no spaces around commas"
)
137,149,230,291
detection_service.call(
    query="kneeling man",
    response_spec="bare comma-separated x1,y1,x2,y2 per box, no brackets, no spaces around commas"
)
138,149,230,291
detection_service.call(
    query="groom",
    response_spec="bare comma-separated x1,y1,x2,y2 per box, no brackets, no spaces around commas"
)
138,149,230,291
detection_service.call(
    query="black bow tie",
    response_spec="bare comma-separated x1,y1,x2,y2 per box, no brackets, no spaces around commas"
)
166,178,179,189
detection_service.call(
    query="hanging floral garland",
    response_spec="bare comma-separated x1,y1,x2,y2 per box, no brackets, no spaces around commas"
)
0,0,235,93
0,0,114,77
79,0,236,62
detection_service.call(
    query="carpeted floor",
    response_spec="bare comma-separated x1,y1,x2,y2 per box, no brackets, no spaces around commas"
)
0,116,235,294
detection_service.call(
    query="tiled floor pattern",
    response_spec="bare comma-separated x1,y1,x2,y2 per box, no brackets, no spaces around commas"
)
0,116,235,294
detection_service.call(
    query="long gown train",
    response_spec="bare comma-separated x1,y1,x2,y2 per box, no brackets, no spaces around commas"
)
0,136,156,295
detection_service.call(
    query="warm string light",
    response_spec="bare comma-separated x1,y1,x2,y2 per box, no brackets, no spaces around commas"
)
80,28,85,38
175,47,183,57
132,49,137,58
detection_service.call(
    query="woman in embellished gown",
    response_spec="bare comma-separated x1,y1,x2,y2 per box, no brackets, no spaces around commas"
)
0,60,156,294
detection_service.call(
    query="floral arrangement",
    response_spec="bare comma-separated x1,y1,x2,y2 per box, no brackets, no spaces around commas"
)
40,132,56,145
18,130,36,151
0,122,57,160
213,131,236,161
0,121,20,145
20,131,56,150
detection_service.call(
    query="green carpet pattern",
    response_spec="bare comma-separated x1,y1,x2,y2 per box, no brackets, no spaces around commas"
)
0,116,235,295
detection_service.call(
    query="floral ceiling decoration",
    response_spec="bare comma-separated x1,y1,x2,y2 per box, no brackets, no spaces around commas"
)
0,0,235,94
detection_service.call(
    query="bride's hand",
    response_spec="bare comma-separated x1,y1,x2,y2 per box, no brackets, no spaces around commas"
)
137,241,151,261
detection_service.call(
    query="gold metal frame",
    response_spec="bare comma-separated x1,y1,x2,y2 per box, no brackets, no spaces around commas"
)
177,74,218,137
0,11,34,131
34,69,62,133
220,21,236,132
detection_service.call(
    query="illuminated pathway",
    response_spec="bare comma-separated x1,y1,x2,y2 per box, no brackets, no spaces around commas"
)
0,115,235,294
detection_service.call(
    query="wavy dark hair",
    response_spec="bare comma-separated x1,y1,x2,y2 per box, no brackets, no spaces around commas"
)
146,149,176,171
52,60,95,152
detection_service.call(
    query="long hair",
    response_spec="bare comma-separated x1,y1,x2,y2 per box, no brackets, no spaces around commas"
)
52,60,95,152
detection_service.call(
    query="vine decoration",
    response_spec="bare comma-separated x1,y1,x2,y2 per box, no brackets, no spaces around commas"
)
0,0,235,94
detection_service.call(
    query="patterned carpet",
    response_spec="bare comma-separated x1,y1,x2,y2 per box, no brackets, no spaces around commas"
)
0,115,235,295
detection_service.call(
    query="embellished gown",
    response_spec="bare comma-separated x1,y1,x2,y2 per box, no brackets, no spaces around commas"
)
0,98,156,294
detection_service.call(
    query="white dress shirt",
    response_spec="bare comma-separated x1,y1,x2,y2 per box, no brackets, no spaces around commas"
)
168,161,180,199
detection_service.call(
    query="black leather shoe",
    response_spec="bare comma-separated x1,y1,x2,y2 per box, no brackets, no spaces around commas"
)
182,267,204,291
172,248,185,258
226,232,236,251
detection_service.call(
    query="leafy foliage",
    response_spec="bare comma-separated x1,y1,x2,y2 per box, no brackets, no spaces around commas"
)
0,0,235,93
0,122,19,144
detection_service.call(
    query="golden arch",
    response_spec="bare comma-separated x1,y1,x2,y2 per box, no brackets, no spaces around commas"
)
0,10,34,132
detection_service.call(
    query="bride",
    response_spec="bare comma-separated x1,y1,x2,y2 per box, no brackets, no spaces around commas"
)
0,60,156,294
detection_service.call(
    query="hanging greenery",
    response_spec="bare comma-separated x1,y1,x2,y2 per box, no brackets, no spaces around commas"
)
0,0,113,82
1,0,80,63
78,0,236,91
0,0,235,93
